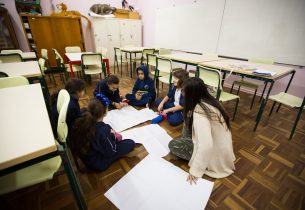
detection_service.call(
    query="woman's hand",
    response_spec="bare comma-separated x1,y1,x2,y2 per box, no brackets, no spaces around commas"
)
186,174,198,185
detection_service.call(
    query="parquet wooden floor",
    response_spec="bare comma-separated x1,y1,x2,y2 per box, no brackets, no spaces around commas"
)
1,68,304,210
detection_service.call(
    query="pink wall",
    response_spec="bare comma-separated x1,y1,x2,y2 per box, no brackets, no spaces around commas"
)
2,0,305,97
2,0,137,52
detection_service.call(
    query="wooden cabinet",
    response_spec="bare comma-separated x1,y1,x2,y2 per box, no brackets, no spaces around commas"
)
0,7,19,50
20,15,85,66
92,18,142,64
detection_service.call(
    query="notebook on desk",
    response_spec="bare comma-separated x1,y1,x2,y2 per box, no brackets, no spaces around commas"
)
252,69,276,77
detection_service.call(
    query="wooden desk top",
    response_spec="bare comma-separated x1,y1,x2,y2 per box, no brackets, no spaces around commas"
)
0,84,57,170
0,61,41,78
200,59,295,80
159,53,226,64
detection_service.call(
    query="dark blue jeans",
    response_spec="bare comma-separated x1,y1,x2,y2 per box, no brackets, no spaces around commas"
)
155,98,184,126
125,93,153,106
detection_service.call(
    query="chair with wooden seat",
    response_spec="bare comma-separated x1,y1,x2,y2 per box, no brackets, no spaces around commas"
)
114,47,129,76
81,53,106,82
196,65,240,120
0,76,29,89
0,53,23,63
65,46,81,53
230,58,274,109
0,87,69,196
267,93,305,139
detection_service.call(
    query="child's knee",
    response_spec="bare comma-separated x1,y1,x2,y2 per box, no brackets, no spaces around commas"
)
168,115,183,126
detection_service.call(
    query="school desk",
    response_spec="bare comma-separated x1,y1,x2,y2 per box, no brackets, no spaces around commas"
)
0,61,49,106
0,84,86,210
199,59,296,131
159,53,226,68
65,52,110,78
20,52,37,61
120,47,159,78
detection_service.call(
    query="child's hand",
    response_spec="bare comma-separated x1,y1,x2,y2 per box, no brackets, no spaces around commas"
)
114,102,123,109
135,93,142,100
120,102,128,107
157,103,163,112
162,109,170,115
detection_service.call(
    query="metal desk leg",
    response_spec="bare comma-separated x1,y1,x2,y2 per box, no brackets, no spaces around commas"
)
61,147,87,210
129,53,133,78
254,81,274,131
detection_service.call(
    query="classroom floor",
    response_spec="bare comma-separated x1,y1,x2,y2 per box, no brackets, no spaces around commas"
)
1,67,305,210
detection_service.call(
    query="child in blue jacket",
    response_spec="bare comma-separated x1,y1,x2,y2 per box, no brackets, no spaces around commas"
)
71,98,135,171
125,65,156,106
155,69,189,126
94,75,128,109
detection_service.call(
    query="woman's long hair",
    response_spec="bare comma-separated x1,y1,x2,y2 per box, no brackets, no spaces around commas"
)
70,99,106,158
183,77,231,132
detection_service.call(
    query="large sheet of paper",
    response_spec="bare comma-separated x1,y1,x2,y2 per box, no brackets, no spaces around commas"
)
104,106,158,132
105,155,214,210
120,124,172,157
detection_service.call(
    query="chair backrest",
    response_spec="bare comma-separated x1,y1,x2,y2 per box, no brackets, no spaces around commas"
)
158,48,172,55
57,89,70,143
147,53,157,67
38,58,46,73
41,49,48,59
0,53,23,63
1,49,22,54
196,65,222,99
81,53,103,66
202,52,219,59
65,46,81,53
0,76,29,89
52,48,64,66
157,57,173,74
248,58,274,65
0,72,8,78
142,49,155,57
114,47,122,58
96,47,107,58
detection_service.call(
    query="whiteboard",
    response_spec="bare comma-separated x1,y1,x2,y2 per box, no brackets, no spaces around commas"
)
217,0,305,66
155,0,226,53
154,0,305,66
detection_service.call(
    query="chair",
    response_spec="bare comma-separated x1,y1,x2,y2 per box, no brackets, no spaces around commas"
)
267,93,305,139
0,53,23,63
114,47,128,76
1,49,22,54
147,53,157,76
52,48,82,81
155,57,174,95
0,87,66,196
81,53,106,82
230,58,274,109
65,46,81,53
196,65,240,120
0,76,29,89
140,48,155,64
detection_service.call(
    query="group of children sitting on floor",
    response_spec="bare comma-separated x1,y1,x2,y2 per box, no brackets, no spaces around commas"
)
51,64,235,183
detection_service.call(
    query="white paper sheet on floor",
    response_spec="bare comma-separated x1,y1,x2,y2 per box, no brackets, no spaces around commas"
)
104,106,158,132
120,124,172,157
105,155,214,210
